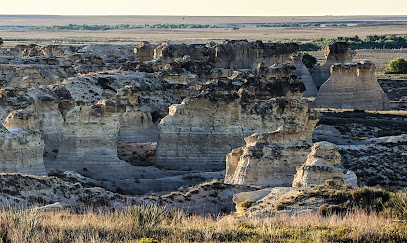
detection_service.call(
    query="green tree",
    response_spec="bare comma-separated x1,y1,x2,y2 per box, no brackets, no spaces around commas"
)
302,52,317,69
385,57,407,74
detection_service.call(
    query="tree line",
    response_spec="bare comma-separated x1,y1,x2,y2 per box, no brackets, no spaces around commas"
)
281,35,407,51
35,24,220,30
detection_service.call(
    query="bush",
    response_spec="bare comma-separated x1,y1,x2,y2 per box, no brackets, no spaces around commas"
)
241,200,254,209
0,38,3,47
302,53,317,69
385,57,407,74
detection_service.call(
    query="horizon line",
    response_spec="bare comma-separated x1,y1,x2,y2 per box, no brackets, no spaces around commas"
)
0,14,407,17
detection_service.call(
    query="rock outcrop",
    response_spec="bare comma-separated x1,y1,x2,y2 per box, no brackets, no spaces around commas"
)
213,40,299,69
314,60,390,110
156,64,319,171
224,126,315,187
0,110,46,175
292,142,344,187
134,41,157,62
291,53,318,97
310,42,355,89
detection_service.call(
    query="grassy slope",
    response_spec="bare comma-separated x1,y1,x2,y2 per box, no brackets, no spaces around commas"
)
0,187,406,242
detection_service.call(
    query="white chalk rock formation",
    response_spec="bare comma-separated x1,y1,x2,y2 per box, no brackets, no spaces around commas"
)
344,170,358,188
0,110,46,175
156,65,318,171
56,101,122,170
310,42,355,89
224,125,315,187
291,53,318,97
314,60,390,110
292,141,344,187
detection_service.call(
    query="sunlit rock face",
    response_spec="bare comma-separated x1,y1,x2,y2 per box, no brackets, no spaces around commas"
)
55,101,123,170
156,64,319,171
310,42,356,89
0,110,46,175
314,60,390,110
224,126,316,187
292,141,344,187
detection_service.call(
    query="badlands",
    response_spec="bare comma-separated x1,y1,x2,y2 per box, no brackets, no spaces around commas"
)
0,39,406,219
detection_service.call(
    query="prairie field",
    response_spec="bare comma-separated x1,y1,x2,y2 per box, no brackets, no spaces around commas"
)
1,204,407,243
1,23,407,46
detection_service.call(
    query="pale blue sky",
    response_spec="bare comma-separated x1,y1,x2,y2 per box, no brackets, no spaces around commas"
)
1,0,406,16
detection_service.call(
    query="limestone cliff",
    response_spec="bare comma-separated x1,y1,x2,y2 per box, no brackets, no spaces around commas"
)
310,42,355,89
224,126,315,187
314,60,390,110
0,110,46,175
292,141,344,187
214,40,299,69
156,65,318,171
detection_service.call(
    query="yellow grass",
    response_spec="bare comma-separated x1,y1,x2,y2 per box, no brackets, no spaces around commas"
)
0,203,406,242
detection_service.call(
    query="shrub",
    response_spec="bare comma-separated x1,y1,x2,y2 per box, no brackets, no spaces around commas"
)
385,57,407,74
302,53,317,69
0,38,3,47
241,200,254,209
384,190,407,219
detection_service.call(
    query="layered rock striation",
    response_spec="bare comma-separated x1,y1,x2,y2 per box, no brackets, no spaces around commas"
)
156,64,319,171
314,60,390,110
0,110,46,175
224,126,315,187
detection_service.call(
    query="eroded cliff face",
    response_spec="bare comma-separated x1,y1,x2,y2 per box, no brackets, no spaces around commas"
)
130,40,303,86
0,110,46,175
291,53,318,97
156,64,319,171
224,126,316,187
0,44,136,88
310,42,356,89
292,141,344,187
314,60,390,110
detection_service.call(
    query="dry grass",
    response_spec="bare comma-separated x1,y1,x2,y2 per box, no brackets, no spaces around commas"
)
0,193,407,243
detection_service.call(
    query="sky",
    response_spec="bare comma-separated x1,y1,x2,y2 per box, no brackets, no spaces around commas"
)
1,0,406,16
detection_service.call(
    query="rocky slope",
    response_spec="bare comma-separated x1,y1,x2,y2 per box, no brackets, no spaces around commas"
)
0,173,139,209
315,111,407,187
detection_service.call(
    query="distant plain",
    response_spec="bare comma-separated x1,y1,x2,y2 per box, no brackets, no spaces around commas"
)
1,15,407,70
